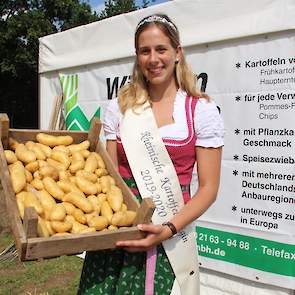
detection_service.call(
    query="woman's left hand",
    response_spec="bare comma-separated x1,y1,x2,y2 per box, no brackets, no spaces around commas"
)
116,223,171,252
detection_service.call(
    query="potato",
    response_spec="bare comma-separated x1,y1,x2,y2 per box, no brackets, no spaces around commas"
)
67,140,90,154
65,215,76,224
15,144,36,164
87,195,101,214
76,170,97,183
108,225,118,230
111,210,136,227
24,191,44,216
57,179,81,194
106,185,123,212
45,220,55,235
25,161,39,173
49,204,66,221
100,201,113,223
93,153,106,169
37,217,50,237
84,153,98,173
51,150,71,169
97,193,107,203
63,191,93,213
24,169,33,182
58,170,71,181
25,141,46,160
39,165,59,180
71,221,89,234
69,160,85,173
80,150,90,158
30,178,44,190
43,177,64,201
73,208,87,224
100,176,112,193
36,133,73,147
95,168,108,177
4,150,17,164
85,212,99,224
9,161,26,193
76,176,97,195
47,158,67,171
121,203,128,212
87,216,108,231
35,143,52,158
51,221,72,233
36,190,56,218
62,202,76,215
53,145,69,155
33,170,42,180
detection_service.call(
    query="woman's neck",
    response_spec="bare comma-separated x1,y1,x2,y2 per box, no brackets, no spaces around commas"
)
148,80,178,103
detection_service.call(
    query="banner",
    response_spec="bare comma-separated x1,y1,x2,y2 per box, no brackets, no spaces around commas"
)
52,31,294,289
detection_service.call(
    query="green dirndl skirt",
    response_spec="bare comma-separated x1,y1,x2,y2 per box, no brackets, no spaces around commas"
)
77,178,175,295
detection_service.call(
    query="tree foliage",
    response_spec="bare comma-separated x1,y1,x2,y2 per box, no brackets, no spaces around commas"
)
0,0,155,128
0,0,98,128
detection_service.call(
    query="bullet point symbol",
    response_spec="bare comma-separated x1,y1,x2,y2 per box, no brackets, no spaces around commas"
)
233,155,239,160
235,62,241,68
235,96,241,101
233,170,238,176
235,129,240,135
232,205,237,211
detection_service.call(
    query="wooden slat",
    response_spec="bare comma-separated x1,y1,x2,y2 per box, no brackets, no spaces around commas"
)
0,139,27,258
88,118,101,151
25,227,145,260
0,113,9,149
23,207,38,238
133,198,155,226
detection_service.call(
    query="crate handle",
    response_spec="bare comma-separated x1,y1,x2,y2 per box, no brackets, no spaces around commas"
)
23,207,38,239
0,113,9,149
133,197,155,226
88,117,101,151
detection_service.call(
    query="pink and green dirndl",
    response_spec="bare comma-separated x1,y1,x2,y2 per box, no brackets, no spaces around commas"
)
78,96,198,295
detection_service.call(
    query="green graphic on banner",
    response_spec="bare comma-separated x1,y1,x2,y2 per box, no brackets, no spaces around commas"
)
59,74,100,131
196,226,295,277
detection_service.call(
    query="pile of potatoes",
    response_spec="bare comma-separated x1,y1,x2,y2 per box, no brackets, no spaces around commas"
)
4,133,137,237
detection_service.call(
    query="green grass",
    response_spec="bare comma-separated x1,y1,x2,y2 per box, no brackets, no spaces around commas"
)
0,233,84,295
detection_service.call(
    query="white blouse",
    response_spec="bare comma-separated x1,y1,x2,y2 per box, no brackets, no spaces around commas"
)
103,90,225,148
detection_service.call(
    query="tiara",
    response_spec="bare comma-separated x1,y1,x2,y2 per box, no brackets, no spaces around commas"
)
136,15,177,32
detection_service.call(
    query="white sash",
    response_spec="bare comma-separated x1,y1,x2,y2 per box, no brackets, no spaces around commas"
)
120,102,200,295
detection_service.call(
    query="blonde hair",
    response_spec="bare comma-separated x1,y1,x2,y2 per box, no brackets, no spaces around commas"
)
118,14,207,114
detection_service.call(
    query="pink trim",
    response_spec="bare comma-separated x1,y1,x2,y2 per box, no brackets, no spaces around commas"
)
145,247,157,295
163,96,198,146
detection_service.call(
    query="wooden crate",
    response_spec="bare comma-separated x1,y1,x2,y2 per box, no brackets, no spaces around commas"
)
0,113,155,261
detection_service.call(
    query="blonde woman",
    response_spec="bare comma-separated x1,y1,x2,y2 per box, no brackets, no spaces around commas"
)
78,14,224,295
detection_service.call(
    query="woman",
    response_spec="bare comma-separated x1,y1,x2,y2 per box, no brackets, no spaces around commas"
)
78,14,224,295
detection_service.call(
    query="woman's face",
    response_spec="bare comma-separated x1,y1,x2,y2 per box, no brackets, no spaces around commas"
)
136,25,180,88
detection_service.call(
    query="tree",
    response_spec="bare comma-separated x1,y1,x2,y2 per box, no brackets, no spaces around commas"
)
0,0,98,128
99,0,156,19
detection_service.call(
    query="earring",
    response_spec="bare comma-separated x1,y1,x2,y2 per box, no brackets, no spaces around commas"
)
175,59,179,64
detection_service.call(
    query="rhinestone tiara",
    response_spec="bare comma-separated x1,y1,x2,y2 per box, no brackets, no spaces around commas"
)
136,15,177,32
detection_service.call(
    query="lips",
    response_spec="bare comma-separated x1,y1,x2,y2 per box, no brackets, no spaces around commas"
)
148,67,164,76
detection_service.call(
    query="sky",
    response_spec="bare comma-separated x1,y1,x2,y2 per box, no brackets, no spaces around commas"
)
86,0,169,14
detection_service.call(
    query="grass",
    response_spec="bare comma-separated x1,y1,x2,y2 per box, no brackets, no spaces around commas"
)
0,232,84,295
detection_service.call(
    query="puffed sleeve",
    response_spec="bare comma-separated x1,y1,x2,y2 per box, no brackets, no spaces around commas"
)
102,98,120,140
194,98,225,147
